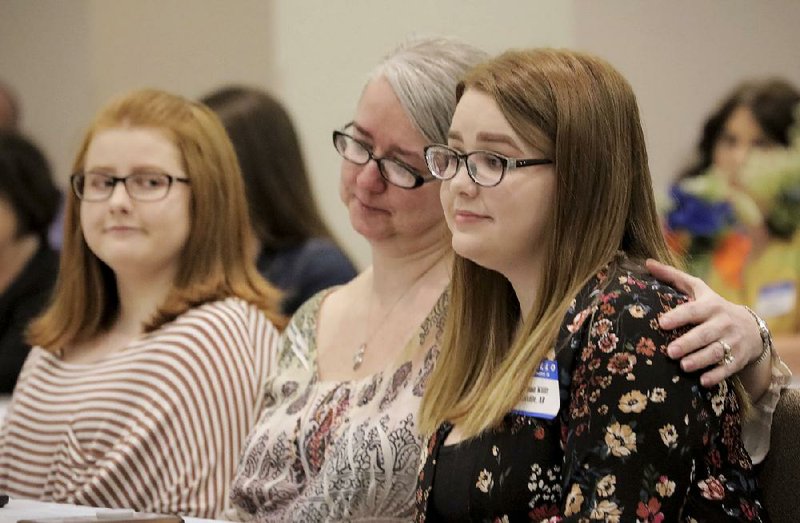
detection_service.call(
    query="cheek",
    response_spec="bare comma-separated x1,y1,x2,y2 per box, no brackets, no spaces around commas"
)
339,162,358,201
439,183,455,226
78,204,97,232
172,198,192,242
340,161,358,187
416,184,445,220
0,205,19,239
712,142,726,165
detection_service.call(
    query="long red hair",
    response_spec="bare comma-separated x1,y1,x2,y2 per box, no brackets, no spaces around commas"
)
29,89,285,353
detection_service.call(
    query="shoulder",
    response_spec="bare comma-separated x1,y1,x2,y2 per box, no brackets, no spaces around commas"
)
558,264,692,366
566,265,688,332
13,346,50,383
176,297,274,329
602,266,689,316
153,298,280,356
292,238,357,276
297,237,350,259
278,287,334,369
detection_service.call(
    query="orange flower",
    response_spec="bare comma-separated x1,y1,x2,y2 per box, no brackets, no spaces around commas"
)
711,232,752,289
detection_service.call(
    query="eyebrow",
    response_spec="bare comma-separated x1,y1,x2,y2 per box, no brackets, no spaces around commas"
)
447,130,524,154
84,165,169,174
476,132,524,154
351,122,419,159
447,130,463,142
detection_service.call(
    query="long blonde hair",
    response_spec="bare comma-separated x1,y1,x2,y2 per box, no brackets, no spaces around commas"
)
29,89,285,353
420,49,677,438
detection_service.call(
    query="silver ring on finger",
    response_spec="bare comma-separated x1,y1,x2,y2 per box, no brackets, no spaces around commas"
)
717,339,734,366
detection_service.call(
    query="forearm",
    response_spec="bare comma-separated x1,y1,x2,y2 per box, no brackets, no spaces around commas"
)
737,347,775,403
740,337,792,464
773,333,800,376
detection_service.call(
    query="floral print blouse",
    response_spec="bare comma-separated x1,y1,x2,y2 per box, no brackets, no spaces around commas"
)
229,288,448,522
414,267,767,522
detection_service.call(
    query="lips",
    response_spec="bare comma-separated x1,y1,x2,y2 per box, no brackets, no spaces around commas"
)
454,209,491,221
354,196,389,214
104,225,141,233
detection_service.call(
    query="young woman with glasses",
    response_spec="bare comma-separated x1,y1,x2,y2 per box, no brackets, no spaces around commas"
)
0,89,284,518
229,38,775,523
415,48,766,521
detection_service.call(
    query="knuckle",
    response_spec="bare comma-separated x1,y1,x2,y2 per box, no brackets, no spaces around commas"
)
715,344,725,362
700,329,718,347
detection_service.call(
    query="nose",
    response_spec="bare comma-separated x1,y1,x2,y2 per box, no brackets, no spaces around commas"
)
107,180,133,211
731,143,753,171
725,144,753,188
354,157,387,193
447,160,478,197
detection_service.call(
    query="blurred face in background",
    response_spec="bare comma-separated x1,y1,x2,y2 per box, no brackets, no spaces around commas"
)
0,196,19,251
713,105,779,187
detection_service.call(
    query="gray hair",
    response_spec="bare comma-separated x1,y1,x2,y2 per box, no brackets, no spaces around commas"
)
368,36,489,144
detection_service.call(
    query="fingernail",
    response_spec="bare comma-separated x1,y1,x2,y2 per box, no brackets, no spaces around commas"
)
681,359,691,371
667,345,679,358
700,376,710,387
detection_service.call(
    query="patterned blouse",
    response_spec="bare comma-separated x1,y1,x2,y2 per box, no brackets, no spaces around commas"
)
414,268,767,522
229,288,448,522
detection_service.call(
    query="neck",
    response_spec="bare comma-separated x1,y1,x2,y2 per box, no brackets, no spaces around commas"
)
503,255,545,323
0,234,40,293
113,267,177,336
369,237,452,302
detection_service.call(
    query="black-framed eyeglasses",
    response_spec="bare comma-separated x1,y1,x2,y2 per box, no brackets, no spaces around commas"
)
423,144,553,187
332,124,435,189
71,171,191,202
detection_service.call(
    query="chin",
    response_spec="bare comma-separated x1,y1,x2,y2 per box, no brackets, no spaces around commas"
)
452,238,490,268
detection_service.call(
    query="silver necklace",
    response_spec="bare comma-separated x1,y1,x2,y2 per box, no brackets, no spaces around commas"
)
353,262,442,371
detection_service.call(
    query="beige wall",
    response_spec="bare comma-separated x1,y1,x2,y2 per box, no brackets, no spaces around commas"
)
574,0,800,200
1,0,798,267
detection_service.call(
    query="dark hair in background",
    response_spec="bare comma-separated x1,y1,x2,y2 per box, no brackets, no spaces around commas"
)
0,131,60,239
201,86,338,252
681,78,800,179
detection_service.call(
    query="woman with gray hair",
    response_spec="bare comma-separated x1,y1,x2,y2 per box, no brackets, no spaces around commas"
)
228,37,777,522
228,36,480,521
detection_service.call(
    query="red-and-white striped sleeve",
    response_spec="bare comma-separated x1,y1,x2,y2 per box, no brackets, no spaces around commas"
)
0,297,279,518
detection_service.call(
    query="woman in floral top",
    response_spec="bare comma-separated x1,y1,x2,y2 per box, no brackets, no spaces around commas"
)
416,48,766,521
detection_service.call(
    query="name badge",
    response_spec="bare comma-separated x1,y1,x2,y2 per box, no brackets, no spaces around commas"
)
755,281,796,319
512,359,560,419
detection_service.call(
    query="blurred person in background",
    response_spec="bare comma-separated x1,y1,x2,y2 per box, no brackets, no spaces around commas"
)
667,78,799,376
0,131,60,393
202,86,357,314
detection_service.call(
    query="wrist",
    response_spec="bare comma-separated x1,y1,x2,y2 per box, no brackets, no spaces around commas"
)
743,305,773,369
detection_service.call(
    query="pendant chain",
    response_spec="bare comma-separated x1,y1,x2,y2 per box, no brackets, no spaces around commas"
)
353,261,442,370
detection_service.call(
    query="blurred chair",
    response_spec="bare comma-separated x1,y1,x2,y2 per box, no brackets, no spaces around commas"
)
758,388,800,522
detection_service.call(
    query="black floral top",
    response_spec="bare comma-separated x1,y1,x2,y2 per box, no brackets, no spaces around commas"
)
414,267,767,522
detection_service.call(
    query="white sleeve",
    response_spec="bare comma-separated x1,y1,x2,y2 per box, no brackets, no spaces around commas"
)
741,346,793,464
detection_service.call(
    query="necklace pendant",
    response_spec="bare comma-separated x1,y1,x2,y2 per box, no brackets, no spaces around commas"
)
353,343,366,371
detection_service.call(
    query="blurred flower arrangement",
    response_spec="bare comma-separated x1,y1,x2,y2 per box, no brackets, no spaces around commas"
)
665,105,800,285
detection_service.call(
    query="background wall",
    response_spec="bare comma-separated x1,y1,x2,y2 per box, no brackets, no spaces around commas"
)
573,0,800,199
1,0,798,267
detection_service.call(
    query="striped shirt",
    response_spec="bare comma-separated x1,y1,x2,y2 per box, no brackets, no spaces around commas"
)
0,297,279,518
